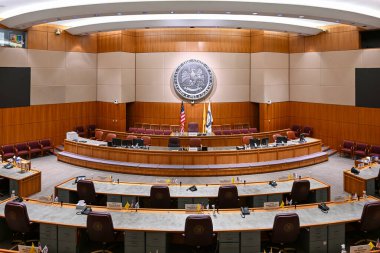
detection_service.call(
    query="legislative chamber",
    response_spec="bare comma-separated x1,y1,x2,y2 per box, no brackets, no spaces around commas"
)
0,1,380,253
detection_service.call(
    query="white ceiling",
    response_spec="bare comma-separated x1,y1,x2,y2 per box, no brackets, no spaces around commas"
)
0,0,379,35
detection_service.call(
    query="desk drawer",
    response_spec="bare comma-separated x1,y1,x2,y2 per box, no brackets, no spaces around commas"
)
309,226,327,241
58,226,77,243
58,240,77,253
40,224,57,239
146,232,166,247
328,224,345,240
241,245,261,253
125,231,145,247
218,232,240,243
308,240,327,253
219,242,239,253
241,231,260,247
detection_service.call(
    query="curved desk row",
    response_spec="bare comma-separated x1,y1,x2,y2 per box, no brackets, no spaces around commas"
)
59,137,327,176
55,177,330,208
0,198,378,253
96,128,290,147
343,163,379,197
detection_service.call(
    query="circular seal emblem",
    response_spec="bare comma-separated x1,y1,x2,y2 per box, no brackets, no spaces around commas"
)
173,59,214,102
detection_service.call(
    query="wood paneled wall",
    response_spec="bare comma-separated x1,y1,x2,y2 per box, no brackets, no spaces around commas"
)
251,30,289,53
289,25,361,53
289,102,380,149
259,102,290,132
96,102,127,132
0,102,96,146
27,25,97,53
97,30,136,53
126,102,259,130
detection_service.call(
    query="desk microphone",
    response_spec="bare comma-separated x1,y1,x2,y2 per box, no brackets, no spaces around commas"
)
117,179,119,184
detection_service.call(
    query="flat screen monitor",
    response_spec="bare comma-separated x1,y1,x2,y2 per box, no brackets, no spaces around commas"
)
276,136,288,144
261,137,269,146
132,138,144,147
249,138,260,148
112,138,122,147
122,139,132,147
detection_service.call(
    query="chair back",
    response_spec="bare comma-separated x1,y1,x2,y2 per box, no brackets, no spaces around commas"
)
16,143,28,151
217,185,239,209
271,213,300,244
188,122,199,133
371,145,380,154
145,129,154,135
214,130,222,135
126,135,138,140
40,139,51,147
360,201,380,232
5,202,32,233
28,141,40,149
2,145,14,153
184,215,214,248
163,130,172,135
291,125,301,132
128,127,137,133
248,128,258,133
222,130,232,135
290,180,310,204
150,186,171,209
286,131,297,140
94,130,104,140
272,134,281,142
303,126,312,135
105,133,117,142
356,143,367,152
154,129,164,135
77,180,97,204
343,140,355,149
232,129,241,135
87,212,116,243
189,138,201,147
242,136,253,145
141,136,151,146
241,129,249,134
168,137,180,147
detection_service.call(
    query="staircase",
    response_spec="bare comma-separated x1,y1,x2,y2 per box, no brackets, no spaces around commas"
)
322,145,338,156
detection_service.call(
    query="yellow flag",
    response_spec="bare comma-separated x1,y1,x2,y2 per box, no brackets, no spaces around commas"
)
202,102,206,133
196,204,201,212
165,179,171,184
232,177,235,183
124,201,130,209
288,174,292,180
369,241,375,250
29,243,35,253
280,201,284,208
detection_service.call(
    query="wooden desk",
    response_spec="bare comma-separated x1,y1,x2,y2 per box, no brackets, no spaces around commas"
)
0,163,41,197
55,177,330,208
0,197,378,253
343,163,379,197
97,128,291,147
58,137,327,176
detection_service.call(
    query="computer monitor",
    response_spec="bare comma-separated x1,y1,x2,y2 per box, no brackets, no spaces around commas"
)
122,139,132,147
132,138,144,147
112,138,122,147
261,137,269,147
250,138,261,148
276,136,288,144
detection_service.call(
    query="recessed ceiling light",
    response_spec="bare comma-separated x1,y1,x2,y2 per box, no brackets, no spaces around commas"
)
277,14,283,17
299,15,304,18
225,11,231,14
170,11,175,14
117,12,122,15
252,12,258,15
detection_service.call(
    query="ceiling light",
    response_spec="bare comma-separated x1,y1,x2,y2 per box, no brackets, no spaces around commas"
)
299,15,304,18
170,11,175,14
225,11,231,14
117,12,122,15
252,12,258,15
277,14,283,17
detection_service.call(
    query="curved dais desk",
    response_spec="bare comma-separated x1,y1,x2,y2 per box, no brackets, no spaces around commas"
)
55,177,330,208
343,163,379,197
0,198,378,253
58,137,327,176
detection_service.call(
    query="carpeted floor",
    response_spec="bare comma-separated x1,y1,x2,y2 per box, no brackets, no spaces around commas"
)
30,153,355,200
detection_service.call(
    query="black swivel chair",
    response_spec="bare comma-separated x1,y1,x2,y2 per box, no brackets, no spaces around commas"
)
183,215,217,253
354,201,380,245
150,185,171,209
168,137,180,148
77,180,106,206
4,201,39,248
87,211,123,253
217,185,240,209
268,213,300,252
290,180,310,205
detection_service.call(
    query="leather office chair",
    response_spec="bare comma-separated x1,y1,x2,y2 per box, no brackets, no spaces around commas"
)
231,129,241,135
40,139,54,155
369,145,380,159
168,137,180,148
242,136,253,146
182,215,216,253
354,143,368,158
136,128,146,134
189,138,201,148
141,136,151,146
104,133,116,143
163,130,172,135
290,180,310,205
5,201,38,248
126,135,138,141
77,180,105,206
93,130,104,141
272,134,282,142
354,201,380,245
75,126,85,137
154,129,164,135
340,140,355,159
87,211,123,253
248,128,258,133
15,143,30,159
145,129,154,135
1,145,15,162
28,141,42,158
240,128,249,134
268,213,300,252
188,122,199,133
290,125,302,137
87,124,96,138
217,185,239,209
150,185,171,209
286,131,297,140
301,126,313,137
222,129,232,135
128,127,137,133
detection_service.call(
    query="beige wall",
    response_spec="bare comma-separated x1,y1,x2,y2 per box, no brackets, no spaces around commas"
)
250,52,289,103
97,52,135,103
0,47,97,105
135,52,251,102
290,49,380,106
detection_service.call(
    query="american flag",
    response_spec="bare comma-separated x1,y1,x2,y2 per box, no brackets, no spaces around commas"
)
180,101,185,133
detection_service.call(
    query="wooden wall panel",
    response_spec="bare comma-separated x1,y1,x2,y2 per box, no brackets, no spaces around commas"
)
126,102,259,131
259,102,290,132
97,30,135,53
251,30,289,53
96,102,127,131
0,102,96,146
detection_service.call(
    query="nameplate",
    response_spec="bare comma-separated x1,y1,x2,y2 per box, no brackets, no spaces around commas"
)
350,245,370,253
188,132,197,136
107,202,122,209
219,179,231,184
155,179,167,183
263,202,279,209
188,147,198,152
18,245,41,253
185,204,202,213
